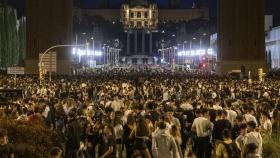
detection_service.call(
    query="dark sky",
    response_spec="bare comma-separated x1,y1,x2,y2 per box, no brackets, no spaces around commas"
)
5,0,280,25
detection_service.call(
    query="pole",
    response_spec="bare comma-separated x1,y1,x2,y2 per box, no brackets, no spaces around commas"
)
14,74,17,86
38,44,86,85
183,43,185,65
49,71,52,82
76,34,78,45
92,37,95,62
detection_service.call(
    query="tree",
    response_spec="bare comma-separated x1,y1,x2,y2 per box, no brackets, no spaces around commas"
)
0,5,21,68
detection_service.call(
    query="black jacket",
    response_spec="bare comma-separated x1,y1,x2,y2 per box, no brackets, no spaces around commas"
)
66,118,82,149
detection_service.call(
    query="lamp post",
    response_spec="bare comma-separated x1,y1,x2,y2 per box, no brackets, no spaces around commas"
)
39,44,86,85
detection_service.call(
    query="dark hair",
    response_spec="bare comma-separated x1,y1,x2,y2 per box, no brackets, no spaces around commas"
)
201,108,208,115
240,123,247,129
136,117,150,137
247,121,257,129
49,147,62,157
246,143,258,153
127,113,136,125
216,110,222,116
158,121,166,130
222,110,228,116
261,111,270,118
0,129,8,137
236,115,245,122
222,128,231,139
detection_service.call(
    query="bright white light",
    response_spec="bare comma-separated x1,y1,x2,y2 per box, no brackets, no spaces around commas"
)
72,48,76,55
207,48,213,55
178,51,182,56
178,48,214,57
72,48,102,56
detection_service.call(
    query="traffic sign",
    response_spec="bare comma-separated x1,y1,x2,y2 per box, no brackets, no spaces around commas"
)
39,51,57,72
7,67,25,75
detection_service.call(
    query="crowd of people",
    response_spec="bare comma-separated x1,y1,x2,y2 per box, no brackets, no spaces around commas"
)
0,67,280,158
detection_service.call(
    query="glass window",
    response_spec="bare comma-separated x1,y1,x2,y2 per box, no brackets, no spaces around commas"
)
144,12,148,18
137,12,141,18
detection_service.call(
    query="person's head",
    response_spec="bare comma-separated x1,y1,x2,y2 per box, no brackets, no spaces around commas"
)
49,147,63,158
114,116,122,126
245,143,258,154
0,129,8,145
136,117,150,137
222,128,232,140
144,114,153,124
261,111,270,120
187,152,197,158
170,125,180,137
216,110,223,118
239,123,247,135
235,115,245,125
248,107,256,115
222,110,228,119
247,121,257,132
104,125,114,137
164,113,172,123
158,121,167,130
127,113,136,125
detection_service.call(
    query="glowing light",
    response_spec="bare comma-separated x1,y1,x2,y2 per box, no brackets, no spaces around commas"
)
207,49,213,55
178,48,214,56
72,48,102,56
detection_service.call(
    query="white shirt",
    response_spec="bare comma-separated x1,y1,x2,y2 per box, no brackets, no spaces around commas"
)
192,117,211,137
226,109,237,125
114,124,124,140
244,114,258,126
261,119,272,136
244,131,263,156
111,100,124,112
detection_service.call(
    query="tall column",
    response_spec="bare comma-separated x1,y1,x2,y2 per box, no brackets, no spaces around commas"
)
142,30,145,54
149,33,153,55
127,32,130,56
134,30,138,55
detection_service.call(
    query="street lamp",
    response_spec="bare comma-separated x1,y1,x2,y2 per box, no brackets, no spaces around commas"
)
39,44,86,85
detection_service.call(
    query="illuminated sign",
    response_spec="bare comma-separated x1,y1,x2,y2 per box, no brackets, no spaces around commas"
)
178,48,214,56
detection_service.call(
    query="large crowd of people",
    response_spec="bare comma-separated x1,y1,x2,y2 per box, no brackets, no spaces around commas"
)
0,66,280,158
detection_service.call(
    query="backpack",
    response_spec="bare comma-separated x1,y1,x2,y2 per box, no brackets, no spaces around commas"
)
222,142,241,158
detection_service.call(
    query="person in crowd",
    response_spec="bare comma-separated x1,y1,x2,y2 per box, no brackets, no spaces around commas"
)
235,123,248,155
99,125,117,158
132,117,151,158
113,116,123,158
49,147,63,158
215,129,241,158
152,121,179,158
243,143,261,158
191,109,212,158
123,114,136,158
260,111,272,137
231,115,246,140
170,125,183,158
244,121,263,157
213,110,232,143
65,110,82,158
0,129,14,158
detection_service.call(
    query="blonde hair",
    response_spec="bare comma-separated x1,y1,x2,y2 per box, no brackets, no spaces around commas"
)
170,125,182,145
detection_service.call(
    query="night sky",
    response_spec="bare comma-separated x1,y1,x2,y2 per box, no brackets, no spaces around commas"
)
5,0,280,25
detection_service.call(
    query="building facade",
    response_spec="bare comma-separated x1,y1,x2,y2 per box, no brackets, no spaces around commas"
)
217,0,267,76
266,26,280,69
26,0,73,74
